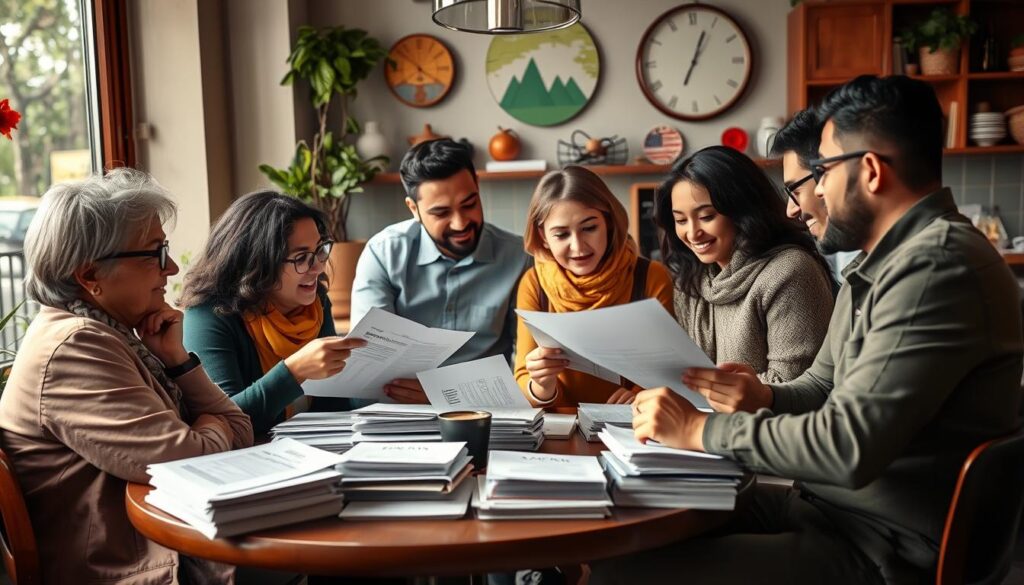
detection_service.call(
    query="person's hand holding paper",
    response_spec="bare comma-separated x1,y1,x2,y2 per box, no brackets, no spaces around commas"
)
682,362,774,413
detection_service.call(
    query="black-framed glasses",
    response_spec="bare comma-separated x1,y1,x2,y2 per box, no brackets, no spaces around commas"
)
97,240,169,270
783,172,814,208
808,150,891,183
283,240,333,274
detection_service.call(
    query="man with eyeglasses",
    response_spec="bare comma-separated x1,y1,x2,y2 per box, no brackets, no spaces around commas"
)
594,75,1023,585
771,108,857,285
350,139,531,403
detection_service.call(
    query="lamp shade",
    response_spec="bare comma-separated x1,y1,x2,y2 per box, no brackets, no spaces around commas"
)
433,0,581,34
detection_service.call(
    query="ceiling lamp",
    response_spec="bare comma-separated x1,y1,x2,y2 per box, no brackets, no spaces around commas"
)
432,0,581,35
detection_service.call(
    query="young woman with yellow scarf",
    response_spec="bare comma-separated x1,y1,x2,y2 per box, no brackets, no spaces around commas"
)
514,166,675,407
180,192,366,434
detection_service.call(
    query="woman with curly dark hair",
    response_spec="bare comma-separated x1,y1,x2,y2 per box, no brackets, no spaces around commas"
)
654,146,834,404
180,191,366,433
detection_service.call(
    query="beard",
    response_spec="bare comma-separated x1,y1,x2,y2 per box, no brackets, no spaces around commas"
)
432,222,482,259
819,173,875,255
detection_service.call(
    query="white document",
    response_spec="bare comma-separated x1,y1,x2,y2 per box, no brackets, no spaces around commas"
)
146,438,345,498
339,441,466,471
339,480,473,520
522,321,620,384
302,308,474,399
485,450,607,484
542,413,577,438
416,355,532,409
517,299,712,409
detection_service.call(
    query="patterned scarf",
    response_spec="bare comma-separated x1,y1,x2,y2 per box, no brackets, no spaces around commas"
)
64,299,188,421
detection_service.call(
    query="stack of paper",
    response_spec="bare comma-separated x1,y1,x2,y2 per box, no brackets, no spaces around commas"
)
145,439,345,539
350,403,545,452
473,451,611,519
599,425,742,510
577,403,633,442
270,412,356,453
486,408,545,450
351,403,442,442
336,441,474,519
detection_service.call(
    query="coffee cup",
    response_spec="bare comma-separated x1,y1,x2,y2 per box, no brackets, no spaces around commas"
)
438,410,492,470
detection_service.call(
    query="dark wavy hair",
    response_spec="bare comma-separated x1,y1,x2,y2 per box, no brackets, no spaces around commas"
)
654,146,831,297
399,138,477,201
179,191,331,315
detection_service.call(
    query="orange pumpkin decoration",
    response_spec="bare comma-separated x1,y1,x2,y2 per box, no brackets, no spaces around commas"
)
488,127,521,161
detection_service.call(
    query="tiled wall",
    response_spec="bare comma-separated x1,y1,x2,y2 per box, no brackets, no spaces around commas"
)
347,154,1024,242
945,153,1024,239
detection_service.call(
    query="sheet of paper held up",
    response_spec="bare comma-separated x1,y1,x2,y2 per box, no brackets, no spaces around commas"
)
522,321,620,384
416,355,532,409
302,308,474,400
517,299,713,409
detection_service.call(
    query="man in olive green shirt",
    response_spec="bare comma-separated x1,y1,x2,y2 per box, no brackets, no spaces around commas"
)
595,76,1023,584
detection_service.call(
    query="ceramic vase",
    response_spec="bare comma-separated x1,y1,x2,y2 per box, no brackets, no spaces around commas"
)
356,121,389,171
756,116,784,158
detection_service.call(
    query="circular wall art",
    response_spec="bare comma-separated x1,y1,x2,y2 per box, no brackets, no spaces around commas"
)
485,22,600,127
385,34,456,108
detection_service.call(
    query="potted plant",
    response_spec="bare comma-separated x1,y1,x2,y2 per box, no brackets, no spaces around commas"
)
900,9,977,75
259,26,388,321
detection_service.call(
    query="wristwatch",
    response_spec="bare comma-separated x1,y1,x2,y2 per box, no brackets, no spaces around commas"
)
164,352,201,379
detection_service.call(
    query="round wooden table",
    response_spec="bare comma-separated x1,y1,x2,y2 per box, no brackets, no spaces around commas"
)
126,433,752,577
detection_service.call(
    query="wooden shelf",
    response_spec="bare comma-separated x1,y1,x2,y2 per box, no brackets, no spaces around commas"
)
944,144,1024,155
369,160,781,185
1001,252,1024,266
909,74,961,83
967,71,1024,81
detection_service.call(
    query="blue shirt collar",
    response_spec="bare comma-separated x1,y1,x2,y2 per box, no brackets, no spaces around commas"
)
415,222,497,266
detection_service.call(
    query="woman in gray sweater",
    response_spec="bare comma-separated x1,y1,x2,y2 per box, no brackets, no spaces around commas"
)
654,146,834,399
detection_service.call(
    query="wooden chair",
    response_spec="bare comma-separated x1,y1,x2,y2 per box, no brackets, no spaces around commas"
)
936,428,1024,585
0,447,39,585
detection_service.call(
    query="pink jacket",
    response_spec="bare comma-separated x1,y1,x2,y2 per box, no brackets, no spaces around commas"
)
0,307,253,584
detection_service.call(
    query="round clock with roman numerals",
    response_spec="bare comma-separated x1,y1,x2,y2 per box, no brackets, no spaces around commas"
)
636,4,753,121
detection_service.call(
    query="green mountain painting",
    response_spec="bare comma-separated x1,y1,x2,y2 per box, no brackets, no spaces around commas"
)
486,23,600,127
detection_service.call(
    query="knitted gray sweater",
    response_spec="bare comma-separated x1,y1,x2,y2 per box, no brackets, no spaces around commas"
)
674,245,835,384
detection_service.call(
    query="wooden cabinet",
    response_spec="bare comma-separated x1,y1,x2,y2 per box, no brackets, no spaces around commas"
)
804,3,887,81
787,0,1024,156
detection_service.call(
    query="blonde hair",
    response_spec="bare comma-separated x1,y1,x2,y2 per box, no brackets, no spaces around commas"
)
524,166,631,261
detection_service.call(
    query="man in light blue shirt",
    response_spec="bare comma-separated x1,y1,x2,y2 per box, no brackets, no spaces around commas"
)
350,139,531,403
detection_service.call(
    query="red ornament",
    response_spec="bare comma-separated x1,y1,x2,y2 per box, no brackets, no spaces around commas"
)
721,127,748,153
0,99,21,140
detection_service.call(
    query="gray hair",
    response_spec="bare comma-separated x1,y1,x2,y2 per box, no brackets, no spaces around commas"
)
24,167,177,307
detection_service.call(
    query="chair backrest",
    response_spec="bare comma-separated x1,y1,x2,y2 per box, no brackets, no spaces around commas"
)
0,447,39,585
936,427,1024,585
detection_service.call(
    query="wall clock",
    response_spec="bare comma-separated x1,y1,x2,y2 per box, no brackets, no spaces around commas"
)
385,34,455,108
636,4,753,121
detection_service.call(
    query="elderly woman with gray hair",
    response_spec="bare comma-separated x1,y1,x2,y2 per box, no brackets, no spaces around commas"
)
0,168,253,585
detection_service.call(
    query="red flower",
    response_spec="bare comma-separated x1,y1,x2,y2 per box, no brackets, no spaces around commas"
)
0,99,21,140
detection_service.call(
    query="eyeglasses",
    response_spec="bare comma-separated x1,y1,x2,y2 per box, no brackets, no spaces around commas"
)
283,240,333,274
98,240,170,270
783,172,814,208
808,150,891,183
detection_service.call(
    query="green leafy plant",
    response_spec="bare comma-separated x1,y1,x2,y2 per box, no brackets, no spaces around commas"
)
0,300,26,394
900,9,977,53
258,26,388,242
170,251,193,297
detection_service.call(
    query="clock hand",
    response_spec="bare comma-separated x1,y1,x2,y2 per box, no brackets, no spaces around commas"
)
683,30,707,86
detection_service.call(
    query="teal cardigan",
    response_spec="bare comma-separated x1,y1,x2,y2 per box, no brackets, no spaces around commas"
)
183,293,349,434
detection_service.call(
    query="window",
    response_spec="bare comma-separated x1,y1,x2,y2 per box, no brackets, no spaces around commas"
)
0,0,129,354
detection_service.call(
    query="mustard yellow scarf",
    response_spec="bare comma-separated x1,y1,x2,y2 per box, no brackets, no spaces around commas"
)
535,241,639,313
244,301,324,373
